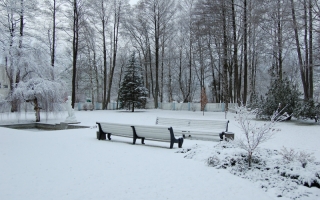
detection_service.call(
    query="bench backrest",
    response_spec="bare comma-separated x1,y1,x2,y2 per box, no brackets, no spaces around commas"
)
156,117,189,127
97,122,133,137
156,117,229,132
188,119,228,131
133,125,172,141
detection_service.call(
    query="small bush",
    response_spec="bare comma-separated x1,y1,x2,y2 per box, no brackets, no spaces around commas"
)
297,151,315,168
280,147,297,163
207,156,220,167
279,147,315,168
83,103,88,111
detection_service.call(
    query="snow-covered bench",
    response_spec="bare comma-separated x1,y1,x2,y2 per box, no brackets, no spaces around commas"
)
96,122,183,149
132,125,183,149
155,117,233,141
96,122,133,141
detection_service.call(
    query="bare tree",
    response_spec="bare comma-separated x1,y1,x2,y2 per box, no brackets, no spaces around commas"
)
235,105,281,167
290,0,314,101
106,0,124,110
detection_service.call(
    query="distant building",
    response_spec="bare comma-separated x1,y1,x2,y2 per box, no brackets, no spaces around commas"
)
0,65,10,99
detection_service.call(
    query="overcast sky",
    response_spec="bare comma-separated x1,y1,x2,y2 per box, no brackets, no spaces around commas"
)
129,0,138,5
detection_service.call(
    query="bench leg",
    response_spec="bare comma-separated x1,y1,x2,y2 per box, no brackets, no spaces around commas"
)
107,133,111,140
141,138,145,144
170,141,174,149
178,138,184,148
97,132,106,140
133,137,136,144
219,132,225,141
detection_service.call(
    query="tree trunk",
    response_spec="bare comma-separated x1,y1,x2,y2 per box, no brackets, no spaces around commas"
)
309,0,313,99
116,62,125,109
72,0,79,109
232,0,239,104
208,33,218,103
160,34,165,103
148,43,154,98
102,1,108,109
51,0,56,70
243,0,248,105
154,7,160,108
222,1,229,114
304,0,309,93
188,22,192,103
106,2,121,110
19,0,24,48
277,0,283,80
290,0,308,100
34,98,40,122
179,45,186,102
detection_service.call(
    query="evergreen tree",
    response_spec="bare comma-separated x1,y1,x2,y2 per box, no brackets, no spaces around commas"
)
118,53,148,112
259,78,301,119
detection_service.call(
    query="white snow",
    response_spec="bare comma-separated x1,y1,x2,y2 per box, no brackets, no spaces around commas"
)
0,109,319,200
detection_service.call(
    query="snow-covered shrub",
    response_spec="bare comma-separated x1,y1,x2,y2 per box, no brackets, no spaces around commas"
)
294,99,320,122
280,147,297,163
182,143,320,199
235,105,281,167
280,147,315,168
83,103,88,111
297,151,315,168
191,102,196,112
207,155,220,167
88,104,93,111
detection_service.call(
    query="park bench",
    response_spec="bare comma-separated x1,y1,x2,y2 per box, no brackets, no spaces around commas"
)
96,122,133,141
155,117,234,141
132,125,183,149
96,122,183,149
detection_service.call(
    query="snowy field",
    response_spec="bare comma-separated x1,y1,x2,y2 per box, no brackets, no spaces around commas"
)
0,109,319,200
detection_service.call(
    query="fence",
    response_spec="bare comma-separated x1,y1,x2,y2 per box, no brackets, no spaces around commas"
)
145,102,237,112
75,102,118,111
1,101,236,113
75,102,236,112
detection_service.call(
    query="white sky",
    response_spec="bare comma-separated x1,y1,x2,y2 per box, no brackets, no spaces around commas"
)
129,0,139,5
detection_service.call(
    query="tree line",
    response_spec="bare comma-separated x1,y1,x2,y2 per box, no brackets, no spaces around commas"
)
1,0,319,114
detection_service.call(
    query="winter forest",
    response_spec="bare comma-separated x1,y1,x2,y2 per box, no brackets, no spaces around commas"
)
1,0,320,119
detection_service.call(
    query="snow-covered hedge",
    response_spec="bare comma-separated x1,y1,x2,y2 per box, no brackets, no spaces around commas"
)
178,141,320,199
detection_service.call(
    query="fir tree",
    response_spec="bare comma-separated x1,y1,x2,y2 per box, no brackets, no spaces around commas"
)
118,53,148,112
259,78,301,119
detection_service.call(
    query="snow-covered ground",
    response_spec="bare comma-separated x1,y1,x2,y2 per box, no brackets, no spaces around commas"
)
0,109,319,200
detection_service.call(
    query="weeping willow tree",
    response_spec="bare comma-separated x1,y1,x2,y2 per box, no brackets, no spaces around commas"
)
10,78,66,122
0,39,66,122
